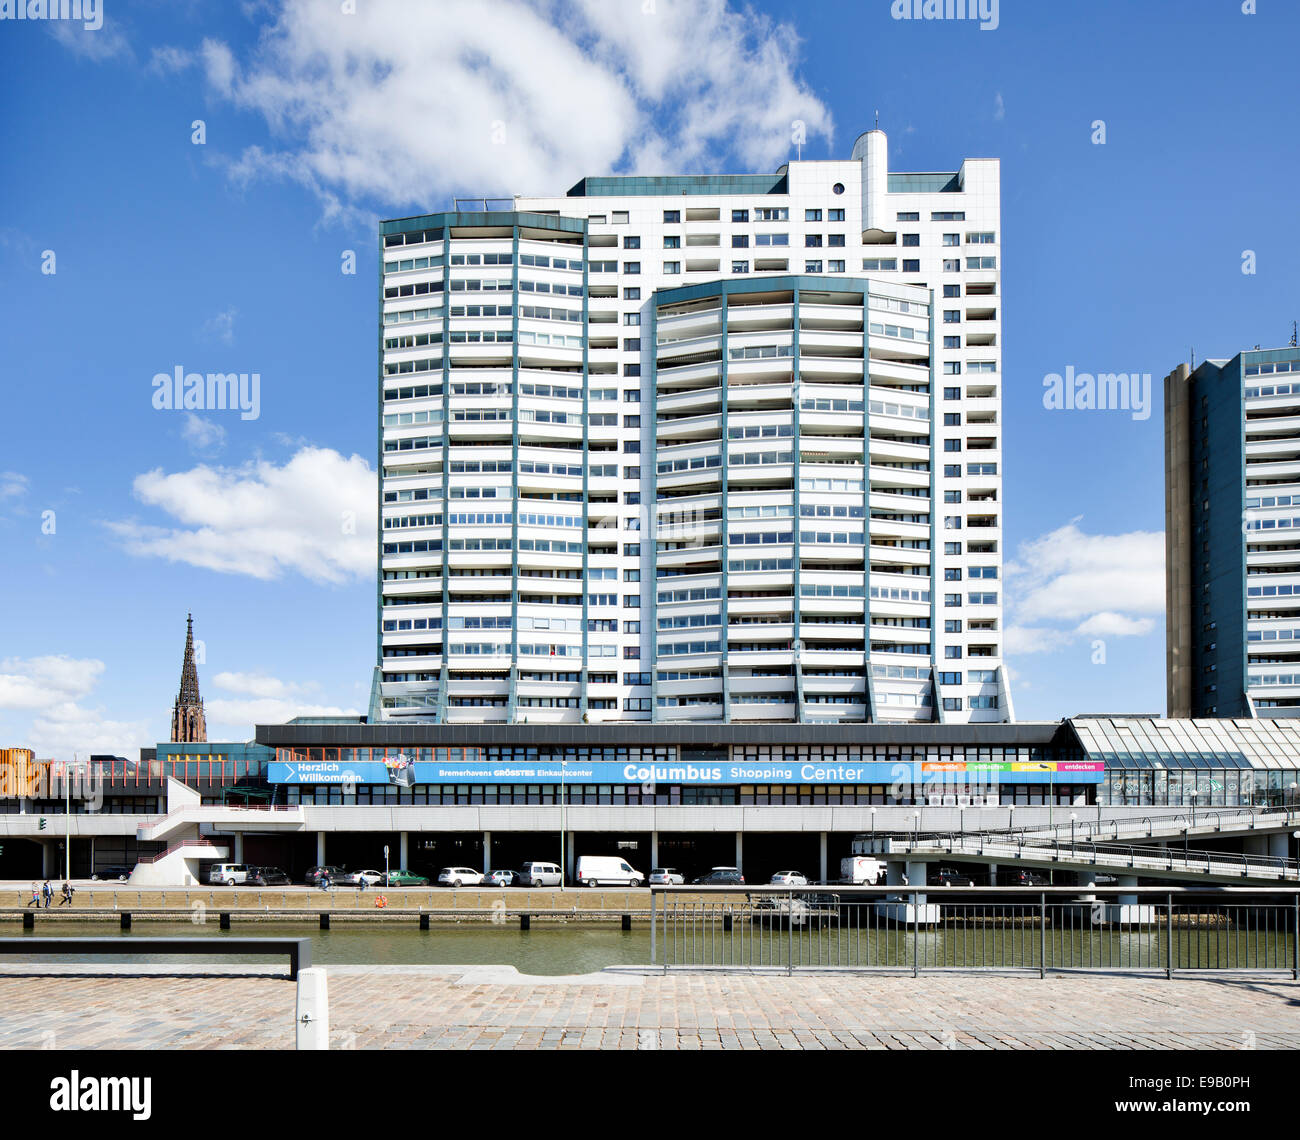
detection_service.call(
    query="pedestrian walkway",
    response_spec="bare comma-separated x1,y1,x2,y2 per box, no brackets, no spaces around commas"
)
0,967,1296,1049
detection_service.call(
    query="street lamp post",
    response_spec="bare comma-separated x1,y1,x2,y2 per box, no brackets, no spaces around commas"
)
1070,812,1078,858
870,806,877,838
383,844,389,887
65,755,73,882
1190,788,1199,828
560,759,568,888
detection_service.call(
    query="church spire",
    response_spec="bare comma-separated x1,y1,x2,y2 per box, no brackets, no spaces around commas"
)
170,612,207,743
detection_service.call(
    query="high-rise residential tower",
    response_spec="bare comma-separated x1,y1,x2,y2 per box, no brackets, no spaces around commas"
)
1166,344,1300,718
377,130,1011,725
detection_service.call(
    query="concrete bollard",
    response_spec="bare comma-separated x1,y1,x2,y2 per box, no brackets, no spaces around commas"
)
520,914,530,931
319,913,330,930
622,914,632,931
419,913,430,931
295,967,329,1050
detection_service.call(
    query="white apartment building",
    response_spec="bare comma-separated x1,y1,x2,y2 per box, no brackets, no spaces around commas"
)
377,130,1011,725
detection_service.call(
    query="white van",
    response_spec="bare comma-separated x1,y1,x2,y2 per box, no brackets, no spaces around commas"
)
518,861,563,887
575,855,643,888
207,863,250,886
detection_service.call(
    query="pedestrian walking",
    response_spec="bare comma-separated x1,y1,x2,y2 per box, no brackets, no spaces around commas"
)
41,880,53,908
25,882,40,908
58,881,74,906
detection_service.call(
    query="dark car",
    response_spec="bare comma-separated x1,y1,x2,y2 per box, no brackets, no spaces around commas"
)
930,865,987,887
90,866,133,882
245,865,292,886
304,865,345,887
693,867,745,886
998,868,1048,887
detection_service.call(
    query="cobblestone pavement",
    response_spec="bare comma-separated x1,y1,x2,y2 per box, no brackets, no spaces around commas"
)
0,967,1296,1049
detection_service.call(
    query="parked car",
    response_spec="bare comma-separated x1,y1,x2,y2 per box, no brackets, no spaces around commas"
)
437,866,484,888
931,865,986,887
693,867,745,886
245,866,291,886
304,865,345,887
998,868,1048,887
207,863,250,886
648,868,684,886
517,861,563,887
769,870,809,886
331,869,381,887
382,869,430,887
575,855,643,888
484,870,517,887
90,866,133,882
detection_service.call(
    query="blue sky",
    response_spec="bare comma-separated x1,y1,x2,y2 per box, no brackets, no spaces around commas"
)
1,0,1297,756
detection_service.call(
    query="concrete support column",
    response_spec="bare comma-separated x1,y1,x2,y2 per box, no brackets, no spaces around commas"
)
316,832,326,865
906,860,928,905
650,830,659,868
233,833,244,863
399,831,409,870
818,832,828,884
482,832,491,873
1244,834,1268,857
565,832,575,881
735,831,743,872
40,840,54,877
1268,831,1289,861
1117,874,1139,907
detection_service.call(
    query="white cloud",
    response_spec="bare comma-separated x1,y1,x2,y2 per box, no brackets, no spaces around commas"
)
212,671,316,700
49,16,132,62
148,44,194,75
0,656,148,758
194,0,831,219
181,413,227,454
993,92,1005,121
0,472,28,499
1004,520,1164,658
107,446,376,584
200,306,237,344
206,696,359,735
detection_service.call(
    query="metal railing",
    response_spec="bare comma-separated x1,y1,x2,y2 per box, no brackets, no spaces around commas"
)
960,805,1300,845
648,885,1300,977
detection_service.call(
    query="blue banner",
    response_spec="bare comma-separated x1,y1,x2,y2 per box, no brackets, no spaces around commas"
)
267,756,1102,786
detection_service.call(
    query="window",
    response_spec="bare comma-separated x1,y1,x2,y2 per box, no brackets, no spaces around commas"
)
624,671,649,684
663,210,680,223
944,517,963,530
805,234,823,247
755,233,789,246
828,208,845,221
805,260,823,273
624,312,641,326
732,234,750,248
944,563,963,575
945,593,962,607
624,363,641,377
900,259,918,272
938,671,962,684
624,465,641,479
944,439,962,452
944,336,961,349
944,362,962,375
612,211,629,224
663,261,681,274
732,261,750,273
902,234,920,247
942,233,960,247
827,234,845,247
932,211,965,221
623,287,641,300
805,209,822,222
943,259,960,272
966,232,996,244
624,389,641,402
862,258,897,271
942,697,963,712
943,284,962,298
828,260,845,273
624,622,641,635
663,235,681,249
624,595,640,608
623,647,640,659
967,256,997,270
732,209,749,222
943,464,961,477
944,310,961,323
897,211,919,222
754,207,788,221
624,491,641,504
624,441,640,453
944,543,962,556
624,261,641,274
624,569,640,582
623,338,640,351
945,620,963,633
623,236,640,249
